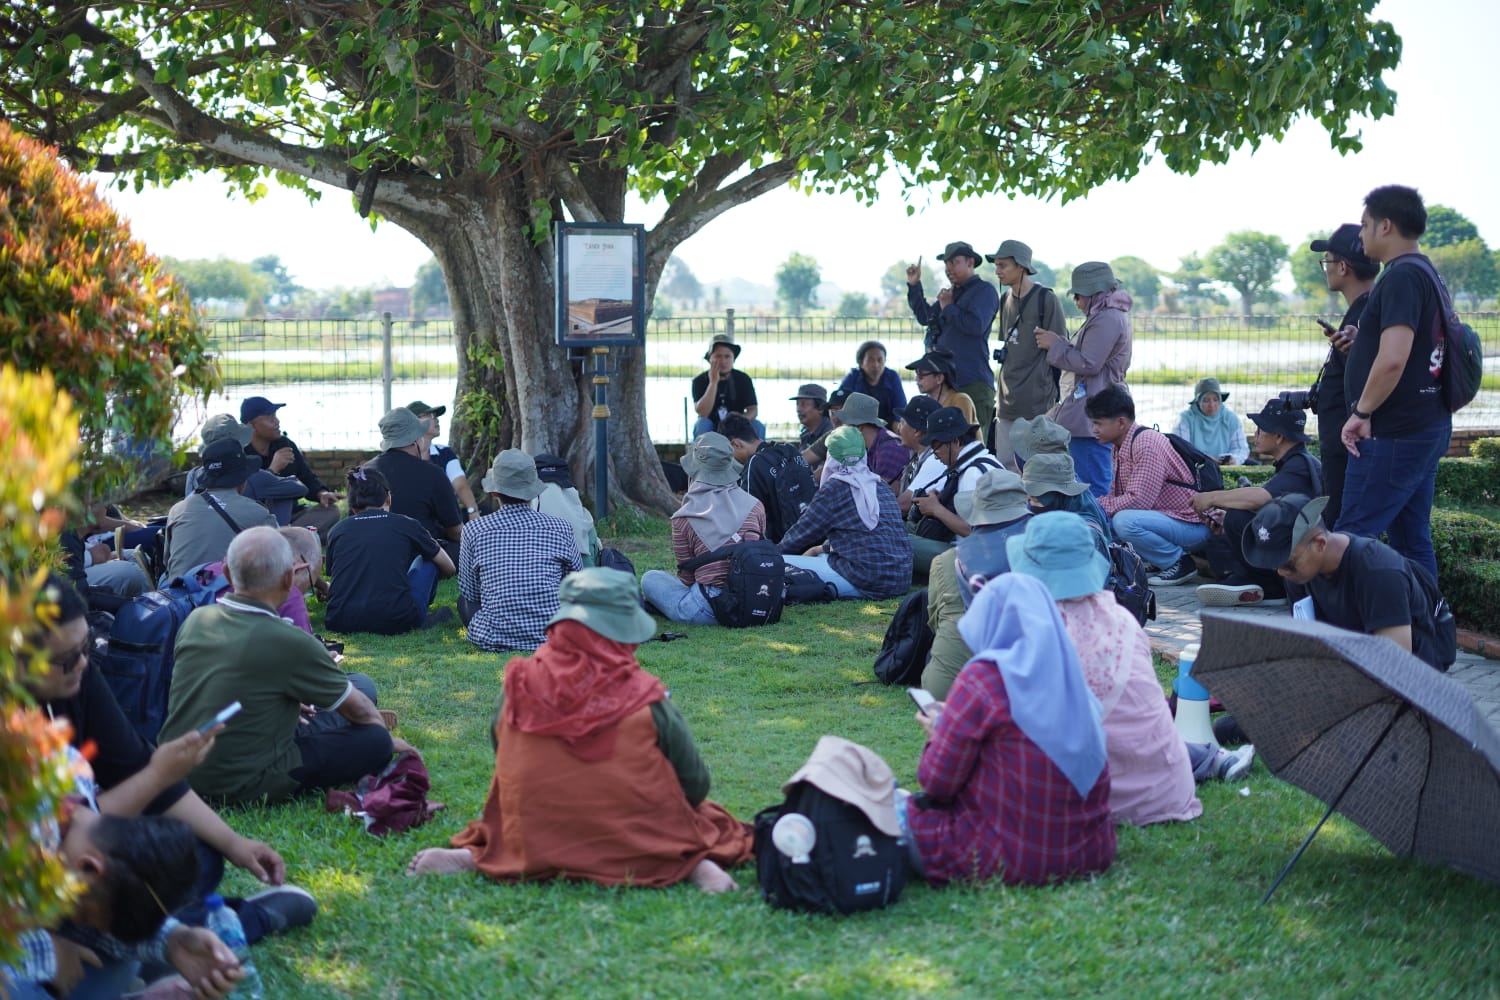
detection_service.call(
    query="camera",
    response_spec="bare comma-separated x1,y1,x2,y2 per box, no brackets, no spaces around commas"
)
1278,389,1318,411
992,347,1008,365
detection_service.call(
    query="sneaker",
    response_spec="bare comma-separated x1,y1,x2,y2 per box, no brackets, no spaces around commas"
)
420,606,456,630
1147,555,1198,586
1214,744,1256,781
244,885,318,937
1196,582,1264,606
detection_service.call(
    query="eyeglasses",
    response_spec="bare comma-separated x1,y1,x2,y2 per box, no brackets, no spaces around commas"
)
49,638,90,674
1318,257,1340,269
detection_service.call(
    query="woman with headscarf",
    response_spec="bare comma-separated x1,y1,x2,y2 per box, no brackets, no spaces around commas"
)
1172,377,1248,465
900,572,1115,885
407,569,753,891
837,340,907,425
777,425,913,599
1035,262,1133,499
1021,451,1114,543
1008,512,1251,827
640,432,766,624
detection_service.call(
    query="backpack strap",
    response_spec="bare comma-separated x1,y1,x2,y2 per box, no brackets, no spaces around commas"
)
198,490,244,534
677,540,742,573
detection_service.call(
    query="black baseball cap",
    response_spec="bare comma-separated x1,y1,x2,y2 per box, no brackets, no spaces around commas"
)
1242,494,1329,570
1310,224,1374,270
1247,399,1308,443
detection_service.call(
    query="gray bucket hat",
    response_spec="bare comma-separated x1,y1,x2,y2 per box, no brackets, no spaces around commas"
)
837,392,885,428
200,413,252,447
968,468,1032,527
789,383,828,405
1022,452,1091,498
935,241,983,266
1067,261,1118,298
546,567,656,644
1011,414,1071,462
482,449,546,499
703,333,741,360
1193,377,1229,404
378,407,428,450
985,239,1036,274
684,432,742,486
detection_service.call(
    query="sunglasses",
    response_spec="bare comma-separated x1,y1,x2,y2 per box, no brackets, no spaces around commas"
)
49,637,91,674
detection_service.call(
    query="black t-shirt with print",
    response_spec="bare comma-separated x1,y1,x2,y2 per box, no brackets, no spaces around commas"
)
1344,257,1447,437
326,509,441,634
690,369,758,429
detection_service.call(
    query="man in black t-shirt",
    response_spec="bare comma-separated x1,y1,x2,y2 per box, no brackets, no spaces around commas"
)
1191,399,1322,607
363,408,465,563
241,396,342,540
690,334,763,438
1339,186,1453,579
1243,494,1454,672
1306,223,1376,527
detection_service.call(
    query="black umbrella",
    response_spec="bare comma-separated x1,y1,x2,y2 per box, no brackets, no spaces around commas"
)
1195,612,1500,901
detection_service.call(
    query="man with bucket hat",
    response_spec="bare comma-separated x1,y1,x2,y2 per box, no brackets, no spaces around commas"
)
837,392,911,490
906,241,1000,426
907,406,1001,575
988,239,1069,469
1191,399,1323,607
163,437,279,579
691,333,764,438
1241,494,1455,672
409,400,483,523
364,407,466,563
892,395,944,513
186,413,308,526
458,449,582,652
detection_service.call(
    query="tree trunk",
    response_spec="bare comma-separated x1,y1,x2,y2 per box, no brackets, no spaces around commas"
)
382,178,677,517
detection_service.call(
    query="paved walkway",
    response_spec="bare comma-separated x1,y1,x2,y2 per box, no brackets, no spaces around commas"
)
1144,574,1500,733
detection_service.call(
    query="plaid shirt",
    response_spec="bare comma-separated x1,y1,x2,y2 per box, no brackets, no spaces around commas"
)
777,478,912,599
866,429,912,486
459,504,581,652
908,661,1115,886
1099,425,1202,523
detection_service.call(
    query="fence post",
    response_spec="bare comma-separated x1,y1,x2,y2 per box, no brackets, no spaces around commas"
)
726,307,734,340
381,311,394,414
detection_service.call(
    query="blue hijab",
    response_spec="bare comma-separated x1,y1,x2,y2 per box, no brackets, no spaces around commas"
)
956,574,1108,797
1176,394,1243,461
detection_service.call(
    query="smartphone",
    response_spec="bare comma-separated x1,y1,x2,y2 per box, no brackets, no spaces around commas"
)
1317,318,1337,335
196,700,242,734
907,688,937,715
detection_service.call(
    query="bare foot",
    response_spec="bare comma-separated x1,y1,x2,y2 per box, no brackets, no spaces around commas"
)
406,847,478,877
688,859,738,894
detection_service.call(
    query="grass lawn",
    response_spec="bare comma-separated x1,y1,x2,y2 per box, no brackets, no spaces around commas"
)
215,518,1500,999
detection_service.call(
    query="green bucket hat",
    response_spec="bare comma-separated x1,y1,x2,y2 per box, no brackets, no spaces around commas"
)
1011,414,1071,462
936,241,982,265
968,468,1031,527
1067,261,1118,298
826,424,866,464
984,239,1036,274
547,567,656,644
200,413,252,447
1022,452,1091,498
1193,377,1229,404
482,449,546,499
684,432,742,486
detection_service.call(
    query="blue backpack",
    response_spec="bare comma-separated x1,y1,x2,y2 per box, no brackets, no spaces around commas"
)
101,563,229,743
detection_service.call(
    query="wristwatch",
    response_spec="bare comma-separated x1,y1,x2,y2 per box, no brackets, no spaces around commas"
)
1351,406,1373,419
466,506,478,517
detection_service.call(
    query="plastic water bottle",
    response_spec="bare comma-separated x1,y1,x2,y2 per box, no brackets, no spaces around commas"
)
204,894,264,999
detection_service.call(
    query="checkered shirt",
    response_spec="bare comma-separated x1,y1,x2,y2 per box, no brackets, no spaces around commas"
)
866,429,912,485
459,504,581,652
1099,425,1202,523
777,478,912,599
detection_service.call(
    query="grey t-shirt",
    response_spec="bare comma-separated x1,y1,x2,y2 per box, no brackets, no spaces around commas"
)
163,488,278,579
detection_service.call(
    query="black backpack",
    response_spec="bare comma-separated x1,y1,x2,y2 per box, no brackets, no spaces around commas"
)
678,540,785,628
872,589,933,686
1104,539,1156,626
1134,426,1224,493
1394,255,1483,413
754,781,908,915
911,452,1001,543
754,443,817,543
1409,559,1458,672
784,565,838,605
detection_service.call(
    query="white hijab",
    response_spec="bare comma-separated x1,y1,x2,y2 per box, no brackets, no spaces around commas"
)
672,480,758,550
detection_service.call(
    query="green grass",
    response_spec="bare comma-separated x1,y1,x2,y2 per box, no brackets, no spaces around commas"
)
215,521,1500,998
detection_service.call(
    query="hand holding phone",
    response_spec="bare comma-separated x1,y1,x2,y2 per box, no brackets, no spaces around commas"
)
1317,319,1337,335
197,701,242,735
907,688,937,715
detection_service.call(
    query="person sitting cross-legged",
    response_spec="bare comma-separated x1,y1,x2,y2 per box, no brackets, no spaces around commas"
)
776,425,913,600
1172,377,1248,466
458,450,581,652
641,433,767,625
407,569,753,892
364,407,465,565
159,527,413,805
163,438,279,581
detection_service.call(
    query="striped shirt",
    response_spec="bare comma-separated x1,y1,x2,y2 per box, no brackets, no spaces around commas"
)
459,504,581,652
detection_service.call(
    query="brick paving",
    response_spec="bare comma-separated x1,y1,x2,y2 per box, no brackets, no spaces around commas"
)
1145,571,1500,734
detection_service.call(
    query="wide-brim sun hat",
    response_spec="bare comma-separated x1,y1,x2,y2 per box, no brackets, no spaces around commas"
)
684,432,742,486
199,438,254,489
783,735,901,837
1011,414,1071,462
1022,452,1091,498
1067,261,1118,298
378,407,428,450
703,333,741,360
1193,377,1228,404
894,395,942,433
920,406,980,445
836,392,885,428
935,241,982,266
1006,510,1110,601
200,413,252,447
482,448,547,499
968,468,1031,527
984,239,1036,274
546,567,656,644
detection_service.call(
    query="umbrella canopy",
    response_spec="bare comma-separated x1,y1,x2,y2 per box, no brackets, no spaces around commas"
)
1196,612,1500,889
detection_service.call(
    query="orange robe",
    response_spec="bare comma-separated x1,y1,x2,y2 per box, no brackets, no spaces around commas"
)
451,705,753,887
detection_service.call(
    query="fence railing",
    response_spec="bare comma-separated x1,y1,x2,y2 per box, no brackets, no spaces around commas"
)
191,311,1500,450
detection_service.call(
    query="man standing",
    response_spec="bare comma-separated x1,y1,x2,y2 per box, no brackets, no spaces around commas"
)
1307,224,1376,527
1243,494,1455,672
1085,384,1208,586
408,400,482,523
160,528,411,804
906,241,1000,425
364,407,465,563
1338,185,1451,579
838,392,911,490
1191,399,1323,607
163,439,279,579
789,384,833,450
240,396,342,539
988,240,1068,469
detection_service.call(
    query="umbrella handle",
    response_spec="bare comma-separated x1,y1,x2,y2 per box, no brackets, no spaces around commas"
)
1262,702,1409,904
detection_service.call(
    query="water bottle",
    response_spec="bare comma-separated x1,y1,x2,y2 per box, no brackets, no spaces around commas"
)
204,894,264,999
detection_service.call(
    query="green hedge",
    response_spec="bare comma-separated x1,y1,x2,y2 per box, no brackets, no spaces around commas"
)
1431,509,1500,632
1223,457,1500,504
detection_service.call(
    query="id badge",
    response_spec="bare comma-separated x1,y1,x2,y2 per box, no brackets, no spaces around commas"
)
1072,383,1088,401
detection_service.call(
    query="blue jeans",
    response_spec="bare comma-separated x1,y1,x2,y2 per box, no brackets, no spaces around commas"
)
1335,423,1450,579
782,555,862,598
640,570,718,624
692,416,766,440
408,557,439,619
1111,509,1211,568
2,958,141,999
1070,437,1114,499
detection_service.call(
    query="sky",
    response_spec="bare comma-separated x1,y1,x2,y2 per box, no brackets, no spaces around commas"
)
98,0,1499,300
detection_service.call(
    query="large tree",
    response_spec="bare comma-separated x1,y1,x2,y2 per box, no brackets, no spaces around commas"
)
1109,255,1161,312
1172,252,1227,317
2,2,1401,511
1424,204,1483,249
775,252,822,317
1429,239,1499,311
1207,231,1289,320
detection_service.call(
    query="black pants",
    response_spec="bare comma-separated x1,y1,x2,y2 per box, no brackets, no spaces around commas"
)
289,672,392,791
1216,508,1287,598
1317,422,1348,529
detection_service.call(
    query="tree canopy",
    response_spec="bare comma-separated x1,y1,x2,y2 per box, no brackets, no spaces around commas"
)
776,252,822,317
1424,205,1483,249
1207,231,1289,320
1109,256,1161,312
1,1,1403,510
